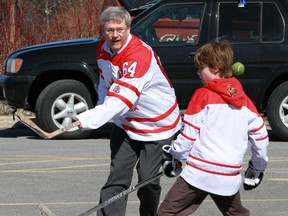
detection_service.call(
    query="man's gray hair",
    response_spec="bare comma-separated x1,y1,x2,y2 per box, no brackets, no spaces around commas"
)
100,6,131,27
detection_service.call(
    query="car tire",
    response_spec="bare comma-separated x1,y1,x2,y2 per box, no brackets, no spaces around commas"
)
267,81,288,141
35,79,94,139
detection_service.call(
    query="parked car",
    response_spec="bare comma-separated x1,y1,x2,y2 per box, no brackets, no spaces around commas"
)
1,0,288,140
101,0,158,16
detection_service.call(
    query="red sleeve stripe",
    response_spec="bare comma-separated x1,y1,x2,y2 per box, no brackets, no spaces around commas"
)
189,154,242,169
125,99,178,122
250,122,264,133
180,131,196,141
186,161,240,176
256,134,269,141
107,92,134,108
183,119,200,130
122,114,181,133
116,80,141,97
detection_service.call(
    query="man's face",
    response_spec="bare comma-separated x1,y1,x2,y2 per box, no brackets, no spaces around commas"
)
102,20,130,52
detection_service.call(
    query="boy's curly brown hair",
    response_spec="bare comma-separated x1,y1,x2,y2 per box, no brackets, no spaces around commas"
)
194,40,233,78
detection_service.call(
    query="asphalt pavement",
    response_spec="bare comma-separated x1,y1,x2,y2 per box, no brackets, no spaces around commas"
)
0,117,287,216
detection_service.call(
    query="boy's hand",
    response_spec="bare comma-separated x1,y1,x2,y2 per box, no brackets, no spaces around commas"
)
162,145,182,177
243,160,264,190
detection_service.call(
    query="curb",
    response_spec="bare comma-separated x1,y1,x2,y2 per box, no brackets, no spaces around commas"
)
0,115,23,129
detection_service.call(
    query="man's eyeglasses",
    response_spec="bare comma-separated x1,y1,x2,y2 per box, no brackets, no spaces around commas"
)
104,27,127,35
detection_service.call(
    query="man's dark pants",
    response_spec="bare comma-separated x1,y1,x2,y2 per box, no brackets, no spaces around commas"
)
97,125,174,216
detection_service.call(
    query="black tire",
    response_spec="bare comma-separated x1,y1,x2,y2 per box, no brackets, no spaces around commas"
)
35,79,94,139
267,81,288,141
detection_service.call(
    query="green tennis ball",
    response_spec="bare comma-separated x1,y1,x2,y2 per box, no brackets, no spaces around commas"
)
232,62,245,76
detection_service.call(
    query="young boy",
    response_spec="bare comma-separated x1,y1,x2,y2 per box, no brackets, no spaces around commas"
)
157,41,269,216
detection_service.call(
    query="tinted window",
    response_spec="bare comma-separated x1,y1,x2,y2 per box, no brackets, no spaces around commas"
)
262,3,284,42
218,2,284,43
133,4,206,46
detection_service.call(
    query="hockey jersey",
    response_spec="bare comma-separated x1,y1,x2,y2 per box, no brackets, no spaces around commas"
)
76,34,182,141
170,77,269,196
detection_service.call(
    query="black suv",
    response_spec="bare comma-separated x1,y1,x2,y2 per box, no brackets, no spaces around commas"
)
102,0,158,16
1,0,288,140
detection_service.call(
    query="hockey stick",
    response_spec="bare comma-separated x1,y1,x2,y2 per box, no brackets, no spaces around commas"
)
78,171,164,216
16,110,80,139
37,171,164,216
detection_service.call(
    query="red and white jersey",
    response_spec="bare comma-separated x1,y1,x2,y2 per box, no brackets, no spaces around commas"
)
77,34,182,141
170,78,269,196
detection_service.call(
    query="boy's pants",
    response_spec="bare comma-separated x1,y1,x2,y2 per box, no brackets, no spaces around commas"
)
157,176,250,216
97,125,175,216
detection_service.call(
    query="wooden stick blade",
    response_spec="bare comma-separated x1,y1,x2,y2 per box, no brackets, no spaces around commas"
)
16,111,50,139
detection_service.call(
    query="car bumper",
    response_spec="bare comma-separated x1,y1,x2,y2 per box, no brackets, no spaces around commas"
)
0,75,35,108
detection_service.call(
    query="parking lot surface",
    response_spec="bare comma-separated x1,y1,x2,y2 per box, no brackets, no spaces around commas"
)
0,122,287,216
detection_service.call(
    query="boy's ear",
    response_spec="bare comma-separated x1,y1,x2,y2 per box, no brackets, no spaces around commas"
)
211,68,220,74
